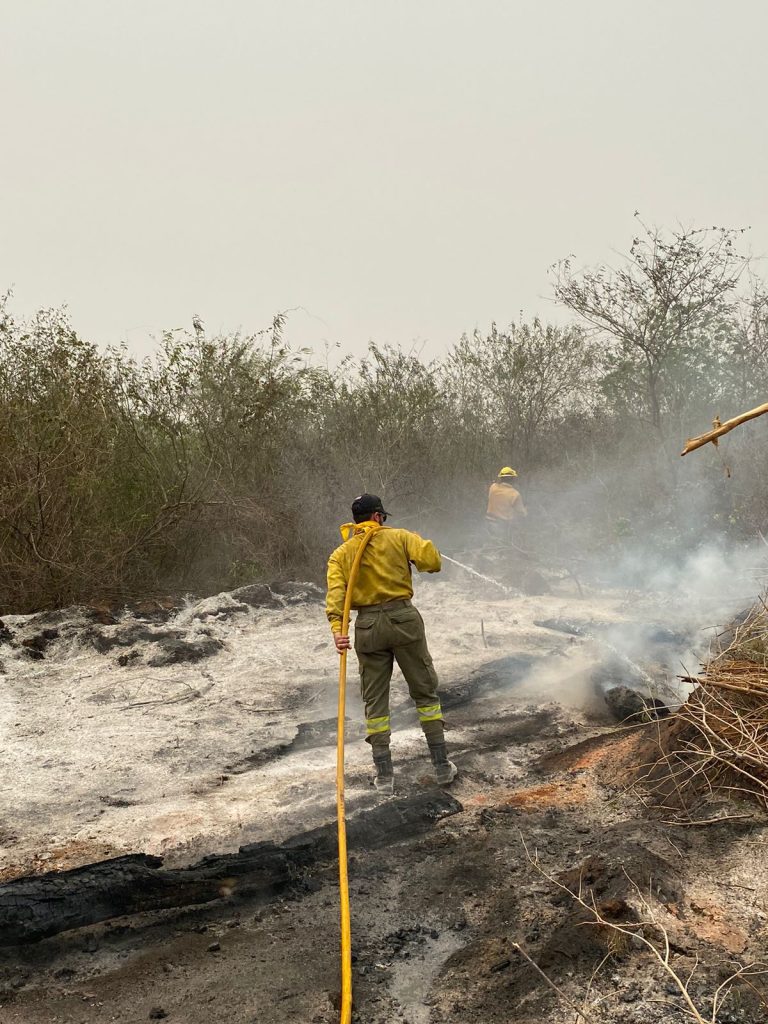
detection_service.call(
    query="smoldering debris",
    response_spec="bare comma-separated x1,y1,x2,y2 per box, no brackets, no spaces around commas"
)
602,685,669,723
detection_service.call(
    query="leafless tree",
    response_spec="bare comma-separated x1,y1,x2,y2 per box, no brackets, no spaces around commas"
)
552,219,749,429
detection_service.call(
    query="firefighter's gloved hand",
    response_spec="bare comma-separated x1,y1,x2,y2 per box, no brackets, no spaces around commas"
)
334,633,351,653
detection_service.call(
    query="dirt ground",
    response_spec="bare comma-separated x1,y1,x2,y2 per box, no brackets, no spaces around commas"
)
1,573,767,1022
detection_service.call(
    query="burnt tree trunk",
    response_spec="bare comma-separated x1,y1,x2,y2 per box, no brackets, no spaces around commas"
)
0,791,462,945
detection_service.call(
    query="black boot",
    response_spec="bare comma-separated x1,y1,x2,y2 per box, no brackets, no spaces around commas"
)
372,751,394,796
428,742,457,785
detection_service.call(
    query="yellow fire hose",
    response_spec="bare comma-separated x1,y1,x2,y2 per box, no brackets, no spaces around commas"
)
336,521,380,1024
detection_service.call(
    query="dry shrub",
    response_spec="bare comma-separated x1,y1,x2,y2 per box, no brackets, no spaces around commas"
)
640,605,768,813
2,274,768,613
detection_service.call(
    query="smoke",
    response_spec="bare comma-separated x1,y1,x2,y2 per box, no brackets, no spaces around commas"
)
510,646,607,713
580,539,762,707
625,541,765,620
432,446,768,714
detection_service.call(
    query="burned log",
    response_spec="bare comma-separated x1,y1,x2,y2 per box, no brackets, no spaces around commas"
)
0,850,290,947
0,791,462,945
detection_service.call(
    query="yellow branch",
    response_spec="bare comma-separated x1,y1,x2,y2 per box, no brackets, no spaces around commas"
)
681,402,768,456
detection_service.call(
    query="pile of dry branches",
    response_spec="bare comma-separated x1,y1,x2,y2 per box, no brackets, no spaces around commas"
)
651,610,768,811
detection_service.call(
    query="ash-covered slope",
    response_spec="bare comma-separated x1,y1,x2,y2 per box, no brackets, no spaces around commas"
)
0,572,717,885
2,573,767,1023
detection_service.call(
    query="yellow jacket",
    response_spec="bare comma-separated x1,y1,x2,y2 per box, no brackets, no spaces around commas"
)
326,522,441,633
486,482,526,521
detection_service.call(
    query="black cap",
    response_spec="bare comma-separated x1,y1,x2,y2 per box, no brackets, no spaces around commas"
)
351,493,388,519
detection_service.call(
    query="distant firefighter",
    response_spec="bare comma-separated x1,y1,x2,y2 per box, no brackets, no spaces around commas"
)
485,466,527,541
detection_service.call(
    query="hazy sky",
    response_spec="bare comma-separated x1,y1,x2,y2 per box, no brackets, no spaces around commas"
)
2,1,766,359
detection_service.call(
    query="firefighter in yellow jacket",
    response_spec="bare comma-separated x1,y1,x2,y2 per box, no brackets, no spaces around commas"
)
486,466,526,541
326,493,456,795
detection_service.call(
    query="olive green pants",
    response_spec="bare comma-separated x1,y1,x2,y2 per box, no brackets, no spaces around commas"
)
353,599,444,750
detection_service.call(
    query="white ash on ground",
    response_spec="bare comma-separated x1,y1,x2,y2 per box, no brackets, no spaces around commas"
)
1,575,766,1023
1,576,677,880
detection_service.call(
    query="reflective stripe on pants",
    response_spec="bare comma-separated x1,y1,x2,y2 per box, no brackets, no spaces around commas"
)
366,714,391,736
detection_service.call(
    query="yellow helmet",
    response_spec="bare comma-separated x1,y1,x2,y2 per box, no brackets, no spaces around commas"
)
498,466,518,478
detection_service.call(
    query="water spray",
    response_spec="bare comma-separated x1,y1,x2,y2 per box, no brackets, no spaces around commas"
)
442,554,523,597
589,635,657,691
443,553,658,695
